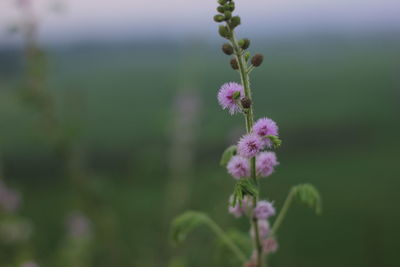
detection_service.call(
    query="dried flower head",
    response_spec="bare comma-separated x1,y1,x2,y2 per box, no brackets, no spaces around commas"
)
230,58,239,70
241,97,252,109
222,43,234,55
251,54,264,67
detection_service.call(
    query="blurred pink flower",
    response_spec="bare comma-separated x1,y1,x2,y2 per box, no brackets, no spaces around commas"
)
254,200,275,220
263,237,278,254
250,219,270,239
0,180,21,212
228,195,252,218
256,152,279,177
66,211,91,238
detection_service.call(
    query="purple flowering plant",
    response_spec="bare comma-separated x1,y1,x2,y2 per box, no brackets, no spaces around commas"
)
171,1,322,266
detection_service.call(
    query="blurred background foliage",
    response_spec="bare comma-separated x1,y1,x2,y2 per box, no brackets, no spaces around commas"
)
1,1,400,267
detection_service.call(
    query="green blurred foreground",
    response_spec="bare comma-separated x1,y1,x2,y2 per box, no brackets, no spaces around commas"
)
0,35,399,267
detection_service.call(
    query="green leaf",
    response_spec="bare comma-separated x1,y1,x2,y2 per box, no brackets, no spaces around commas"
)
231,179,258,207
220,145,237,166
267,135,282,149
170,211,209,245
170,211,248,262
293,184,322,215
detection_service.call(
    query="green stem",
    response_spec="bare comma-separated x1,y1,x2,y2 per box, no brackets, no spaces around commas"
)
204,217,247,263
271,188,296,235
229,28,263,267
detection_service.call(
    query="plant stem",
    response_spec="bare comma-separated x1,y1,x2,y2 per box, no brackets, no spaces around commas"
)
229,29,263,267
271,188,296,235
204,217,247,263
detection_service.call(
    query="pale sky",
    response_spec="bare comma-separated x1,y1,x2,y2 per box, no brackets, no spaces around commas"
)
0,0,399,45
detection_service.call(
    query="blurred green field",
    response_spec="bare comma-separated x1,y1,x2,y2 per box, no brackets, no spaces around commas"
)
0,34,399,266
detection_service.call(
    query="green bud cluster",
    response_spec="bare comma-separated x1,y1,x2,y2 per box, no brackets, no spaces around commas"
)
218,25,231,38
214,0,263,71
213,0,241,39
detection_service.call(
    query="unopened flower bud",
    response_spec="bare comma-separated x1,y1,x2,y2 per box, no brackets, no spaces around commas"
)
218,0,228,5
217,6,225,13
214,14,225,23
222,43,234,55
241,97,252,108
224,11,232,20
223,3,231,11
244,52,251,62
230,16,241,28
238,38,250,50
251,53,263,67
218,25,230,38
228,2,235,11
230,58,239,70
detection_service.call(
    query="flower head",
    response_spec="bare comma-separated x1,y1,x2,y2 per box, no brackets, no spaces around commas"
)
254,200,275,220
66,211,91,238
250,219,270,239
256,152,279,177
228,195,252,218
253,117,278,147
253,117,278,137
237,133,264,158
227,155,250,179
0,181,21,213
263,237,278,254
217,82,244,114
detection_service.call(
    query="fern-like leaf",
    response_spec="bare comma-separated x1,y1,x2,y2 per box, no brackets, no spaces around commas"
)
293,184,322,214
231,179,258,207
170,211,209,245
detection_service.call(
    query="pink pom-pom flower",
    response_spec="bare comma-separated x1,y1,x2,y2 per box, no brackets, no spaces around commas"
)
237,133,264,158
253,117,279,147
217,82,244,115
227,155,250,179
263,237,279,254
250,219,270,239
256,152,279,177
228,195,252,218
254,200,275,220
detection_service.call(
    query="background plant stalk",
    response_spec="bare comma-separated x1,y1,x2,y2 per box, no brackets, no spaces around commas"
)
229,30,263,267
